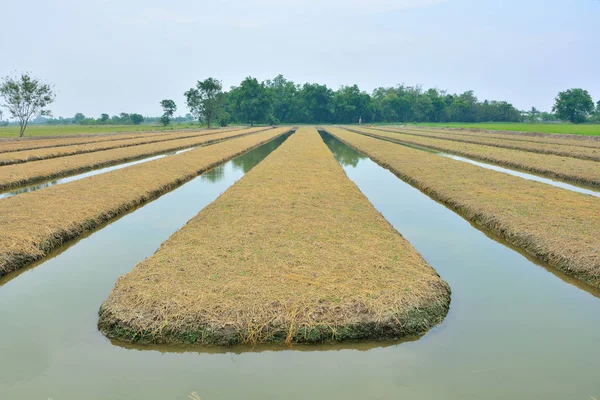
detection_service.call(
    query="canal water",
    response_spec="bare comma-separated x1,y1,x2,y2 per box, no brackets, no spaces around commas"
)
0,131,598,399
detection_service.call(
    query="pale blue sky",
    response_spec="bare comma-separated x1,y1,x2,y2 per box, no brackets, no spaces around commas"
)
0,0,598,118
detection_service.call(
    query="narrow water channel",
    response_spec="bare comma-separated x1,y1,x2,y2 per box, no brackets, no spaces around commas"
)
0,148,197,200
0,131,598,399
350,128,600,197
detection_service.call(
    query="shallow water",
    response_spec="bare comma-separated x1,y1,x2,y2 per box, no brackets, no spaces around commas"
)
352,128,600,197
0,147,196,199
0,131,599,399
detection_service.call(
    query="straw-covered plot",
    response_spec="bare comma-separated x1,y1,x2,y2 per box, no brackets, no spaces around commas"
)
351,127,600,189
0,127,290,277
98,127,450,346
0,131,168,154
0,127,266,191
0,129,235,166
372,126,600,161
326,127,600,290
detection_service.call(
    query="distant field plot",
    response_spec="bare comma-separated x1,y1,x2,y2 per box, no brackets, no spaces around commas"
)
0,123,204,138
0,129,232,165
98,127,450,346
373,126,600,158
326,127,600,290
0,127,265,191
402,123,600,136
0,127,290,277
351,127,600,188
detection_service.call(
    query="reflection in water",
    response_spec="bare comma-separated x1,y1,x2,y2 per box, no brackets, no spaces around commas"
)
0,147,197,200
232,132,293,173
319,132,366,167
201,165,225,182
6,180,58,195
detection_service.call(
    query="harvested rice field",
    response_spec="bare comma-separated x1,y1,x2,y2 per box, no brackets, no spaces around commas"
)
350,127,600,189
372,126,600,160
98,127,451,345
2,125,600,400
0,127,290,277
0,130,174,153
326,126,600,289
0,128,237,165
0,126,266,191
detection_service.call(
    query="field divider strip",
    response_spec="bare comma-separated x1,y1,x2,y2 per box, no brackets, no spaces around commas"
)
368,127,600,161
0,127,292,277
325,127,600,290
0,128,242,166
346,127,600,189
97,126,450,346
0,127,271,192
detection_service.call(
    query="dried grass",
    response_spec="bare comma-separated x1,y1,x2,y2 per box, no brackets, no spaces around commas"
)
0,127,267,191
351,127,600,189
378,126,600,153
97,127,450,346
327,127,600,289
0,129,239,166
0,127,290,277
0,131,168,154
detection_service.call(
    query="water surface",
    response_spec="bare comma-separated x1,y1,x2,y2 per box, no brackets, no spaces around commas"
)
0,131,599,399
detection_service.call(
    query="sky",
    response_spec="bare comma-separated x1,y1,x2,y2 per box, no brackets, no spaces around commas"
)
0,0,598,118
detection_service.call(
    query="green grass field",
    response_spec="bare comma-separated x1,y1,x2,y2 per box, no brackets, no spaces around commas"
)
0,123,205,138
403,122,600,136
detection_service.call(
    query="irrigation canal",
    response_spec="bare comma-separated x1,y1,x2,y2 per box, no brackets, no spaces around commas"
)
0,131,598,399
348,128,600,197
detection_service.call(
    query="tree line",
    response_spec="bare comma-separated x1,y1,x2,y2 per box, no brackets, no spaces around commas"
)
1,72,600,137
162,75,600,127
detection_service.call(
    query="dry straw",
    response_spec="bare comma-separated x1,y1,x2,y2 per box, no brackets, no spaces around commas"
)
0,128,239,166
0,127,267,191
0,130,167,154
349,127,600,189
0,127,290,277
98,127,450,346
372,126,600,161
327,127,600,290
386,125,600,146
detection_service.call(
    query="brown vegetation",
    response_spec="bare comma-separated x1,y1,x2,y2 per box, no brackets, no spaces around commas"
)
97,127,450,346
0,127,267,191
350,127,600,189
0,129,239,166
0,131,169,154
371,126,600,161
0,127,290,277
326,127,600,290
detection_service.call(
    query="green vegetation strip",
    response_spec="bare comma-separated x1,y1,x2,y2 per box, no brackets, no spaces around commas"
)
351,127,600,189
326,127,600,290
97,127,450,346
0,127,290,277
0,127,266,191
374,126,600,158
0,129,237,165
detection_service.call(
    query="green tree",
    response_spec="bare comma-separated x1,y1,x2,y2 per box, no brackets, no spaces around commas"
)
160,99,176,126
130,113,144,125
265,74,298,123
229,77,271,126
0,73,55,137
185,78,225,128
73,113,86,124
99,113,109,123
552,88,594,124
